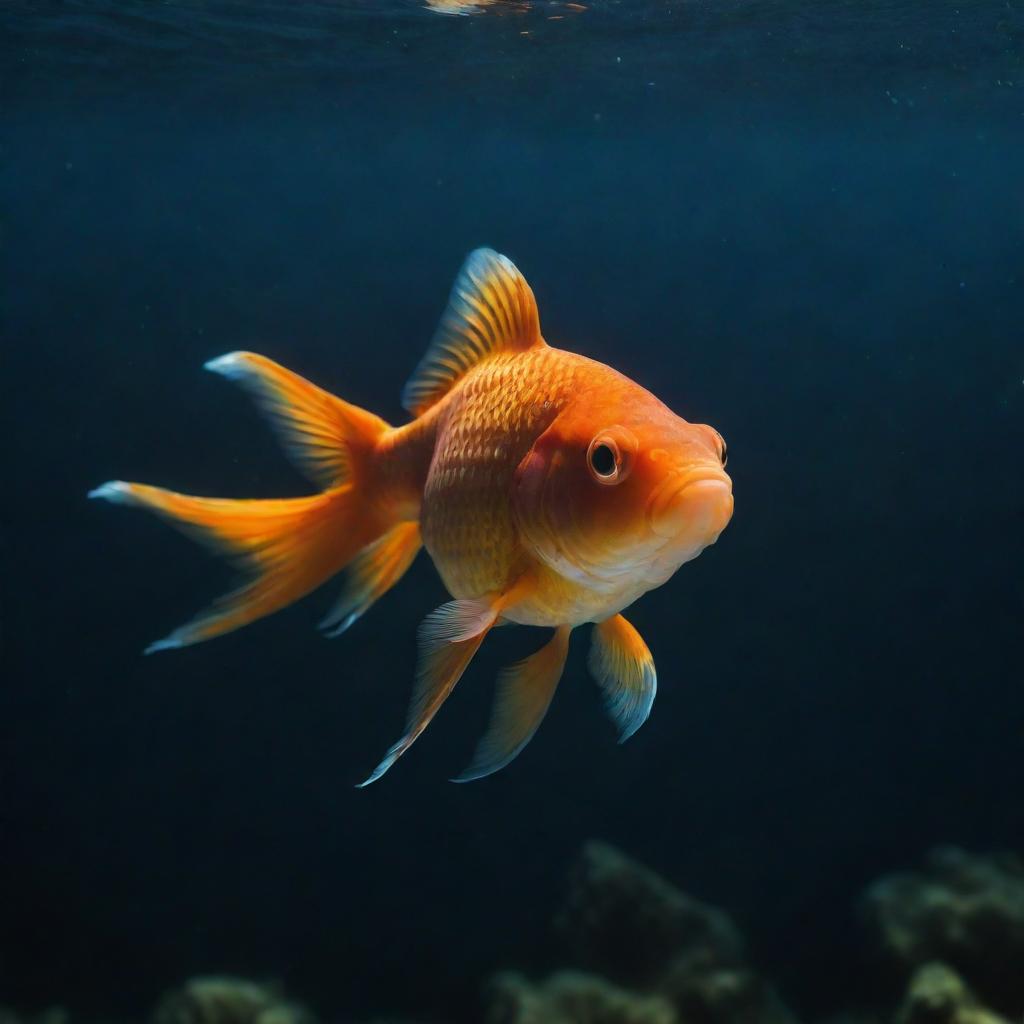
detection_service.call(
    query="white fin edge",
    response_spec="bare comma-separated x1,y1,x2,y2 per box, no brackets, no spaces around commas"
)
88,481,136,504
204,352,248,377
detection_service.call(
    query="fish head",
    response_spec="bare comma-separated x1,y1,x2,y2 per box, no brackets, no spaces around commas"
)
513,372,733,592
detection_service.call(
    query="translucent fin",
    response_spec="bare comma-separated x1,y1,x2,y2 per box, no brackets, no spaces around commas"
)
358,599,497,786
453,624,571,783
89,480,374,651
588,614,657,742
402,248,544,416
320,522,422,637
206,351,389,488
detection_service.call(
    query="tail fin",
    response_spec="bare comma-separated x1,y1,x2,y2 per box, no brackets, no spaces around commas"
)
89,352,410,652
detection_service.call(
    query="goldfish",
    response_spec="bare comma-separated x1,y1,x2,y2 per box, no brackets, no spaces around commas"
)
90,249,733,784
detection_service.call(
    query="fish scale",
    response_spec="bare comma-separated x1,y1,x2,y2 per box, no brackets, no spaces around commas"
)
421,349,575,601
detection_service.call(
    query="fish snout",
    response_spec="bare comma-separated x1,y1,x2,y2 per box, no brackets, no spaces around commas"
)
648,472,734,544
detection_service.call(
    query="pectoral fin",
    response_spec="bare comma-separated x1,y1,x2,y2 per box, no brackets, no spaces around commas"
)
588,614,657,742
358,598,498,787
453,624,571,783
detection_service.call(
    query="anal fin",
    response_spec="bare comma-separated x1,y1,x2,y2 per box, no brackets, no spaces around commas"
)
358,598,498,787
321,522,422,637
453,624,571,782
588,614,657,742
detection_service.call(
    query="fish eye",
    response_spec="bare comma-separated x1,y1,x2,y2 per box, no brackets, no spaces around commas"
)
587,436,621,483
710,428,727,467
592,443,616,477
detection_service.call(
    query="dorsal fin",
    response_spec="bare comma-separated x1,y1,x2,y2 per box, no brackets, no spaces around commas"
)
402,248,544,416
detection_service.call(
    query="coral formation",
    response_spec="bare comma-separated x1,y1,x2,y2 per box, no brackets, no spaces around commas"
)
492,843,1023,1024
862,846,1024,1013
895,963,1009,1024
556,841,744,988
5,845,1024,1024
153,977,314,1024
502,841,797,1024
486,971,677,1024
657,955,795,1024
0,1009,66,1024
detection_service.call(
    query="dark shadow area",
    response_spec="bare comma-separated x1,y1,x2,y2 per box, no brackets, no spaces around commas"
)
2,3,1023,1022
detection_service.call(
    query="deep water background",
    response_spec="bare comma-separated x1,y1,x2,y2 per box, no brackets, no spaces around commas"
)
2,2,1023,1021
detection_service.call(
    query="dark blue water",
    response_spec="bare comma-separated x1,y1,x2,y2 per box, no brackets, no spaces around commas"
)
2,2,1023,1022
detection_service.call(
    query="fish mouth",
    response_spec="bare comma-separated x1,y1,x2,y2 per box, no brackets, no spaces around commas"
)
648,473,734,542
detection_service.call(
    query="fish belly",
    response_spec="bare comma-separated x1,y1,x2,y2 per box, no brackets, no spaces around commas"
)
500,564,648,628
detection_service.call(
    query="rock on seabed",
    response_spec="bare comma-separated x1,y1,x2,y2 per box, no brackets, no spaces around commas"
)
490,840,799,1024
862,846,1024,1013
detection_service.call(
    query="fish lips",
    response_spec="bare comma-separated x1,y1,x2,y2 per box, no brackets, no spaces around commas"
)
647,472,734,545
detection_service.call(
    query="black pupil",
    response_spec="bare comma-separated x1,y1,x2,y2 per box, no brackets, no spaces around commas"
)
591,443,616,477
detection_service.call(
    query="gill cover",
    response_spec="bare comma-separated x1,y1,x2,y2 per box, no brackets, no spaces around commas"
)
512,415,655,586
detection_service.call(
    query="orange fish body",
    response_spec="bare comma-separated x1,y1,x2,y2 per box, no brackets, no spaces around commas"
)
91,250,732,783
